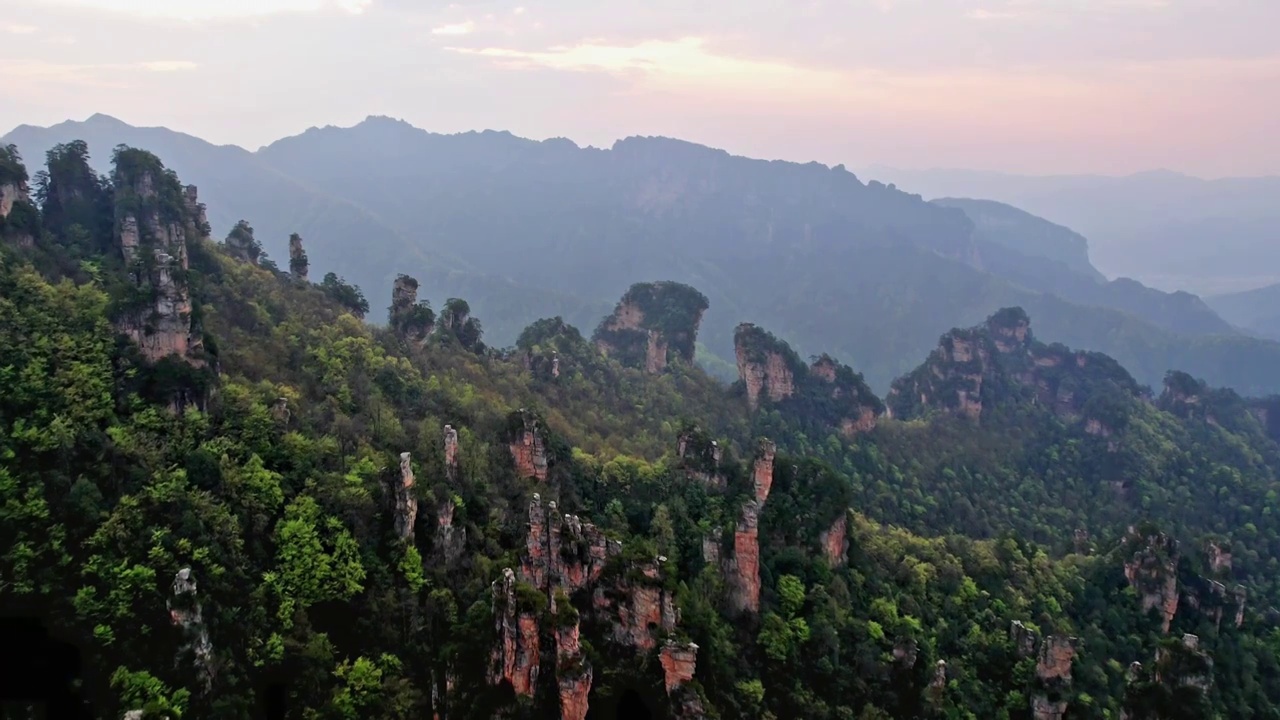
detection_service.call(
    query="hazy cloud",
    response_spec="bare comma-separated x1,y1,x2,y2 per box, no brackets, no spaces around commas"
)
3,23,39,34
432,20,476,35
30,0,371,21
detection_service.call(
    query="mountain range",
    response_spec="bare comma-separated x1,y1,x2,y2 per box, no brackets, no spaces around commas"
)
7,113,1280,395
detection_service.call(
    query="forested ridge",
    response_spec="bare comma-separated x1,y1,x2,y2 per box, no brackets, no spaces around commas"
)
4,140,1280,720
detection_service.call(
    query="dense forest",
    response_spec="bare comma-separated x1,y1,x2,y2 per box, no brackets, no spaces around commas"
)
4,140,1280,720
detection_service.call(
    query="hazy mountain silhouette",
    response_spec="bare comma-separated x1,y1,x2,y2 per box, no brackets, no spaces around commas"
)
865,165,1280,296
1209,283,1280,341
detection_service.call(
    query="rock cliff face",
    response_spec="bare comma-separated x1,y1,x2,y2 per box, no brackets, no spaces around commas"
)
727,441,776,614
0,180,26,219
508,409,549,481
1030,634,1077,720
168,568,214,691
1123,528,1180,633
660,641,706,718
735,326,883,433
593,282,709,374
393,452,418,541
490,568,540,697
288,232,309,281
435,432,464,562
820,513,848,567
555,604,592,720
223,220,261,265
889,307,1141,424
112,156,207,370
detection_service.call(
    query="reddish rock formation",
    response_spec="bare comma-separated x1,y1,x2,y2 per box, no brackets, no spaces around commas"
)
288,232,309,281
0,180,27,219
592,283,707,374
1010,621,1039,659
555,611,592,720
1032,695,1068,720
728,440,776,614
490,568,540,697
1124,529,1180,633
1036,635,1077,682
596,560,679,652
820,513,848,567
393,452,419,540
645,329,669,374
839,408,878,438
736,342,795,411
1207,541,1232,575
660,642,698,692
509,410,549,481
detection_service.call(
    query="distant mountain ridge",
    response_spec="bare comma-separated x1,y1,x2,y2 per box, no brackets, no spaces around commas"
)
7,113,1280,396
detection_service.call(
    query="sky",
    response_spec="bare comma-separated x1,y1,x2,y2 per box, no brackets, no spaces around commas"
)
2,0,1278,177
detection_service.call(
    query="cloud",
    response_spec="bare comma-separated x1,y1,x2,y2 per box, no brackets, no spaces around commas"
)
30,0,371,21
4,59,199,89
432,20,476,35
3,23,39,34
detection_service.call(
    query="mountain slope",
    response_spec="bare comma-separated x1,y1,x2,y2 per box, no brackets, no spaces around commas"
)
936,197,1238,337
867,165,1280,295
1208,282,1280,341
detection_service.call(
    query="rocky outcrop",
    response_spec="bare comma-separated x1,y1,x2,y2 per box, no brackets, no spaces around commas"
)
660,641,706,718
594,558,679,652
390,274,435,342
1011,621,1039,659
0,180,26,219
1155,634,1212,691
224,220,261,265
508,409,549,481
727,441,775,614
393,452,418,541
288,233,309,281
1030,635,1076,720
889,308,1141,424
735,326,884,432
168,568,214,691
1123,528,1180,633
893,639,919,668
490,568,539,697
1206,541,1232,576
555,601,592,720
735,324,795,410
444,425,460,480
592,282,709,374
820,512,848,567
676,426,725,489
112,155,206,370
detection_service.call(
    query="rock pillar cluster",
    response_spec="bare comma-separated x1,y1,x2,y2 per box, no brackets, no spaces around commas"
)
734,324,796,411
591,282,708,374
490,568,540,697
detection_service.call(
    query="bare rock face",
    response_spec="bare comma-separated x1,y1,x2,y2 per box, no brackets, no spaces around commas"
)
508,409,549,481
727,440,775,614
393,452,418,541
595,559,680,652
167,568,214,691
490,568,539,697
735,324,796,410
113,162,205,371
0,181,27,219
701,532,721,566
1206,541,1232,576
224,220,261,265
1036,635,1077,683
1233,584,1247,628
1155,633,1213,691
390,274,435,342
820,513,848,567
593,282,708,374
555,608,592,720
1011,621,1039,659
443,425,460,481
893,639,919,668
288,232,309,281
1032,695,1068,720
1124,528,1181,633
660,641,706,718
929,660,948,700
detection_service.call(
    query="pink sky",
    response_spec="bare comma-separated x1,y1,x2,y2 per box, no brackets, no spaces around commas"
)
2,0,1277,176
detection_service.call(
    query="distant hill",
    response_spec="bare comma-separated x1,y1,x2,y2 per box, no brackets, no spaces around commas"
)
866,165,1280,296
935,197,1236,337
8,114,1280,395
1209,282,1280,341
